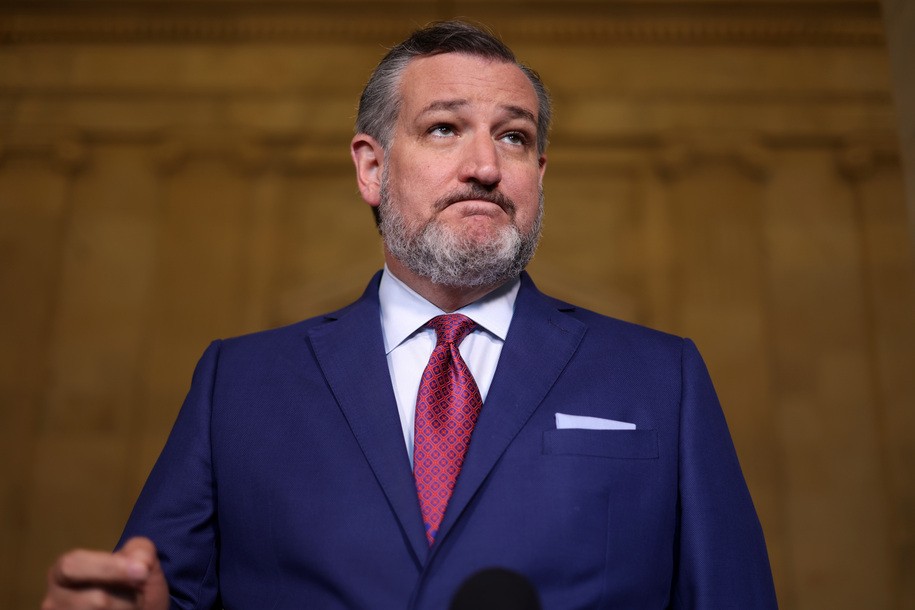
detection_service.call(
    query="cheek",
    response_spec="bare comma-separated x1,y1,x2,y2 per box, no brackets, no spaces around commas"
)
394,159,451,196
505,171,543,208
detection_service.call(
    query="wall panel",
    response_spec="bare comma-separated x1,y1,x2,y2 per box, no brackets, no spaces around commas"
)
1,1,912,607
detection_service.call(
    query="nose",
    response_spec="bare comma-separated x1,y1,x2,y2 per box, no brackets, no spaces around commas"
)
459,134,501,188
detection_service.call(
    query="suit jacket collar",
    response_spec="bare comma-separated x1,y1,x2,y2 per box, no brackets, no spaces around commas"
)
307,271,429,564
307,271,586,565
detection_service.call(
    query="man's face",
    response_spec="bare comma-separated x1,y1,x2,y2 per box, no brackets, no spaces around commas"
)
376,53,547,287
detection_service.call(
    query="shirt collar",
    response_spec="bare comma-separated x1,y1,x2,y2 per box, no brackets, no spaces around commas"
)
379,265,520,354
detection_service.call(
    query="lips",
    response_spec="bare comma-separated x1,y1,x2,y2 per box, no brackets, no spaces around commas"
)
435,187,515,216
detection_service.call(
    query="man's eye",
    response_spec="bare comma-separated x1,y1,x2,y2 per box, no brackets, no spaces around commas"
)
429,125,455,137
501,132,527,146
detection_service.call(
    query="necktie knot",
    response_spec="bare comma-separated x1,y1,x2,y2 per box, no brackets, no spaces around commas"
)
427,313,476,347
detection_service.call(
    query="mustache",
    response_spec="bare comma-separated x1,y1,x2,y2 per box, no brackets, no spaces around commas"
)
433,185,516,216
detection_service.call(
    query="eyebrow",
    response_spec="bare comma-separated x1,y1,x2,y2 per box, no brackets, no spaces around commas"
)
417,99,537,126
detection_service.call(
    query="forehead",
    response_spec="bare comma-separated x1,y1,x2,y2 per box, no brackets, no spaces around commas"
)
397,53,539,121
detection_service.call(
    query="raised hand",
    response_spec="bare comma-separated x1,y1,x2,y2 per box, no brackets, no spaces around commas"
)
41,537,169,610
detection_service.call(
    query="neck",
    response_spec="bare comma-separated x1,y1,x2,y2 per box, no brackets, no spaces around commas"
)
384,253,508,312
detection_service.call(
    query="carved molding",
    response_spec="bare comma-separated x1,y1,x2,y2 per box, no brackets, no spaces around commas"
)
51,137,90,174
836,139,901,181
640,135,773,181
0,132,91,173
141,130,348,174
1,127,899,181
0,2,885,46
150,138,189,175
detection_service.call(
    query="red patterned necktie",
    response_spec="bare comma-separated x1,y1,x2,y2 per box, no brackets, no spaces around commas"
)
413,314,483,545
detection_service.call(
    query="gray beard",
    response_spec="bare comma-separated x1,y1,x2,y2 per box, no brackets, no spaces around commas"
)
378,173,543,289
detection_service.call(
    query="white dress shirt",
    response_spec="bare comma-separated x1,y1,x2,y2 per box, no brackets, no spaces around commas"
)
378,266,520,463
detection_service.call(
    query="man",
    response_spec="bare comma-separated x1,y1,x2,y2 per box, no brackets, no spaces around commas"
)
43,21,777,609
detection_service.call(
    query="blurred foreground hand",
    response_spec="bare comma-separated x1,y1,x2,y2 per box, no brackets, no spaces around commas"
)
41,537,169,610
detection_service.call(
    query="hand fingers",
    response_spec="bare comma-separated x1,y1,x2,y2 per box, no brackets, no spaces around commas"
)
117,537,158,576
44,538,169,610
119,538,170,610
50,548,148,589
42,582,139,610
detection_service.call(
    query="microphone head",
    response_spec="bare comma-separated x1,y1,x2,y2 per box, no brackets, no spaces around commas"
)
449,567,542,610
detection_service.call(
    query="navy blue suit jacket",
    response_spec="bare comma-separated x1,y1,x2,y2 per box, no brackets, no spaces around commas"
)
120,271,777,609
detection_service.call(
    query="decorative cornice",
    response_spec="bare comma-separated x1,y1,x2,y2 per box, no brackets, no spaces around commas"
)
836,139,901,181
144,131,349,174
1,127,899,178
649,137,773,182
52,137,90,173
0,132,91,173
0,2,885,46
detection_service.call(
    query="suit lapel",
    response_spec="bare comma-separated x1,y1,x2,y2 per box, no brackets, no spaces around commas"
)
307,273,428,564
432,274,586,549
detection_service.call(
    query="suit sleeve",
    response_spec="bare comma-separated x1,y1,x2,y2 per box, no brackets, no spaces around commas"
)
672,339,778,608
117,341,222,610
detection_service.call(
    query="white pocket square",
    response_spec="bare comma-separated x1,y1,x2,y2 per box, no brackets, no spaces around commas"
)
555,412,636,430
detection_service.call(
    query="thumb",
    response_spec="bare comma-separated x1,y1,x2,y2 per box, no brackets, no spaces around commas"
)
118,537,169,610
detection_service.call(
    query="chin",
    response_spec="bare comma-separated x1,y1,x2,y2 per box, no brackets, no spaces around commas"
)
455,213,509,232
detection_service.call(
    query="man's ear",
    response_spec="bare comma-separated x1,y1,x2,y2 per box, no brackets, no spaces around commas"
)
351,133,385,208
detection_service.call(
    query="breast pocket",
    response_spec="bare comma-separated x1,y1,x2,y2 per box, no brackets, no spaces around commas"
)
542,429,659,459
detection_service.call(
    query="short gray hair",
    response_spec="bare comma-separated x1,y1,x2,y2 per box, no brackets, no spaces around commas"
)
355,20,552,155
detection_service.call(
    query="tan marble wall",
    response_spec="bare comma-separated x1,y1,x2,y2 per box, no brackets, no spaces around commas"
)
1,1,913,608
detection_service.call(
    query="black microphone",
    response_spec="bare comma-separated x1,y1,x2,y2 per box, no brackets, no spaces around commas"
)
449,567,542,610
